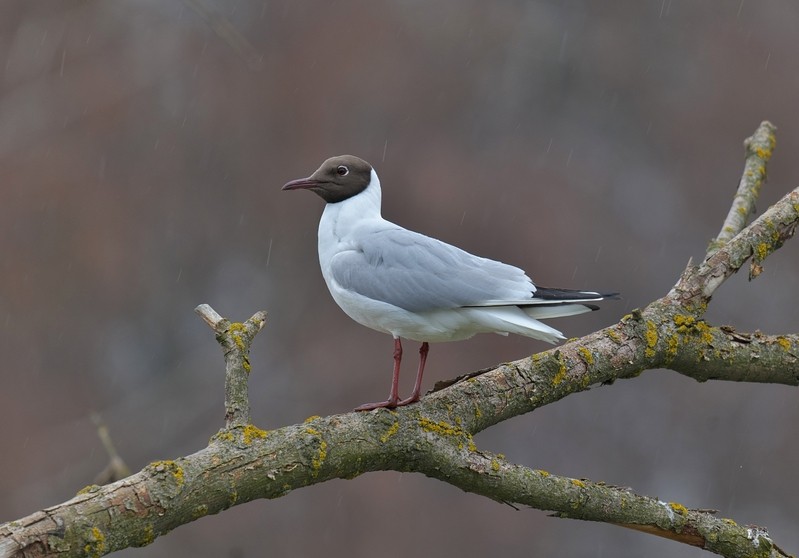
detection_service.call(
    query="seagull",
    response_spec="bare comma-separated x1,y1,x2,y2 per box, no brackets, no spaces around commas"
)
283,155,616,411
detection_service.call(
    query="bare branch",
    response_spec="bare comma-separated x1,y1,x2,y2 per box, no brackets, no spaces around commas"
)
667,325,799,384
195,305,268,428
90,414,131,486
709,120,777,253
419,443,789,557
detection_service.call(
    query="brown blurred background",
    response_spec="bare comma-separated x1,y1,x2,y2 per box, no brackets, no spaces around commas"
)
1,1,798,557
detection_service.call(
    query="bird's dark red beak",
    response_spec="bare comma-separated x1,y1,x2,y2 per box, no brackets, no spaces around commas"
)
282,177,320,191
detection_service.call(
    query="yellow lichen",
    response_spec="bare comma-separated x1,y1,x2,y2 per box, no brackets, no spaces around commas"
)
242,424,268,445
755,243,770,261
142,524,155,545
571,479,586,488
193,504,209,519
304,427,328,476
606,329,621,344
669,502,688,515
76,484,101,496
418,417,460,437
418,417,476,451
694,320,714,345
149,460,185,487
673,314,695,332
311,440,328,476
722,518,738,526
380,421,400,443
776,336,792,351
552,356,568,386
536,470,550,477
666,335,679,360
84,527,106,558
577,347,594,366
212,430,235,444
491,459,501,472
304,415,321,423
645,321,658,358
674,315,714,344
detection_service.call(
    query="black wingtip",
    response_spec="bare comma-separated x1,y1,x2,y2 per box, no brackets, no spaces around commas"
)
534,287,620,301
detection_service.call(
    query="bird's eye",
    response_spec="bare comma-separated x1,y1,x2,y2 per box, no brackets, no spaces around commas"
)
336,165,349,176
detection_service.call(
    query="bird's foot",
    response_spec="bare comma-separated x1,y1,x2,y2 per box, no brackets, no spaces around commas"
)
353,399,398,412
353,393,420,412
396,392,421,407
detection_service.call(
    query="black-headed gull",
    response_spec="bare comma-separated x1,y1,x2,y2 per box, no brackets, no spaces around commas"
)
283,155,616,411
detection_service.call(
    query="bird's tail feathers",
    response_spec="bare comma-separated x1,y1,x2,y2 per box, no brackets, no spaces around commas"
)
521,304,595,320
474,306,565,344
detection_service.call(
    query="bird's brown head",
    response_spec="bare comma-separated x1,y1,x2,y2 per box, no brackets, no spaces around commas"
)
282,155,373,203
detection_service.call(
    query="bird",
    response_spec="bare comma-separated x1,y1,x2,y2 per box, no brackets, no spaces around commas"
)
283,155,616,411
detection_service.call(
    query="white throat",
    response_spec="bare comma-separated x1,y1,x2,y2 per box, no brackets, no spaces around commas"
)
318,169,383,243
316,170,388,287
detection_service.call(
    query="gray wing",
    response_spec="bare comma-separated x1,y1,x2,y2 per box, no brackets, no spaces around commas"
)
329,227,535,312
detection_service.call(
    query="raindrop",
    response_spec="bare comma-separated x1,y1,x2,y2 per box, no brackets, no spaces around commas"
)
266,238,274,266
59,49,66,77
558,31,568,62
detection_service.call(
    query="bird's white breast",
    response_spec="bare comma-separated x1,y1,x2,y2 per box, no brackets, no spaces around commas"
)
316,172,468,341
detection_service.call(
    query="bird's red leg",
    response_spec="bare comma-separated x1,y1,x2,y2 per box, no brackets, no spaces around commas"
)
354,338,403,411
398,342,429,407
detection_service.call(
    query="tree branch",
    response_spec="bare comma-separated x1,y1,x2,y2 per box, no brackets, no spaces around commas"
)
194,304,268,428
709,121,777,253
1,123,796,558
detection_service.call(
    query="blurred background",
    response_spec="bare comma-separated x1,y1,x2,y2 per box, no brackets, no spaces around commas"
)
1,1,797,556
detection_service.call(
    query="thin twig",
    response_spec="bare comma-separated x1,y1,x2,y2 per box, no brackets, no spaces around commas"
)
90,413,131,485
